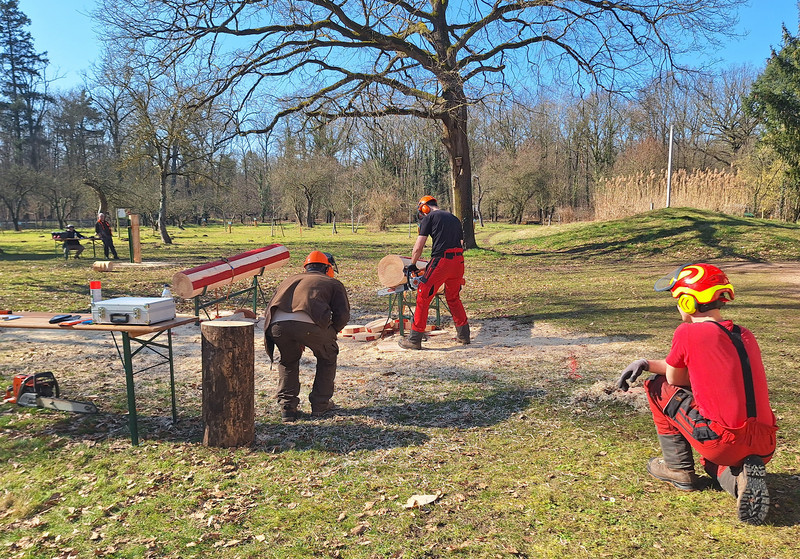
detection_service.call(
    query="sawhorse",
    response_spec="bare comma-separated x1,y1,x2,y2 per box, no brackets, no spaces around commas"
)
385,289,446,336
192,273,270,322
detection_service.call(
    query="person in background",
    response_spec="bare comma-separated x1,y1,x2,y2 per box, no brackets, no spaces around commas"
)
617,263,777,524
264,251,350,422
95,213,119,260
398,195,470,349
61,225,85,260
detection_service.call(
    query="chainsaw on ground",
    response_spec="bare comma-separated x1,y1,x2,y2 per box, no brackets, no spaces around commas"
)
377,266,424,296
3,372,98,414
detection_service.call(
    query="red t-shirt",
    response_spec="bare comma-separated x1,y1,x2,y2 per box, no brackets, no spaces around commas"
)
666,320,775,429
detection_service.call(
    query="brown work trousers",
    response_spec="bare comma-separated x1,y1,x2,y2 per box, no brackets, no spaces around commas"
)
267,320,339,409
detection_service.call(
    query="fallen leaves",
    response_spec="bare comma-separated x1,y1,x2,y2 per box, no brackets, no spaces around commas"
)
402,493,441,509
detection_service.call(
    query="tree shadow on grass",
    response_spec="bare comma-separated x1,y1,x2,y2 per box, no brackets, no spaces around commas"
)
766,473,800,527
2,387,544,455
345,387,545,428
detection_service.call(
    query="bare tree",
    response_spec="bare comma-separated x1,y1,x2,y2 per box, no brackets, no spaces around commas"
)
96,0,746,248
693,65,760,166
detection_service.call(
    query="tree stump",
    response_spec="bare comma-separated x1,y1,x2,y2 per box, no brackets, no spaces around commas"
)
201,320,255,447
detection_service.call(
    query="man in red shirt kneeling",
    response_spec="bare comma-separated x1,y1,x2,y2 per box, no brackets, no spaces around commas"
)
617,263,777,525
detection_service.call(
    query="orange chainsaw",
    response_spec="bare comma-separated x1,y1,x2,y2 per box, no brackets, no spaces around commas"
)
376,266,424,296
3,372,98,413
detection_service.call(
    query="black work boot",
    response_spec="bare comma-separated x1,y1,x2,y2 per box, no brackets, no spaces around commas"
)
398,329,424,350
735,455,769,525
280,404,298,423
647,434,700,491
455,324,471,345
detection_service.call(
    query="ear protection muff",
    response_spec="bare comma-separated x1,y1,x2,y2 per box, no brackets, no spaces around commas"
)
677,294,697,314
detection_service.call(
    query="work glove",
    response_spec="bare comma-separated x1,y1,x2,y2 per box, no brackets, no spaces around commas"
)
404,263,418,275
617,359,649,391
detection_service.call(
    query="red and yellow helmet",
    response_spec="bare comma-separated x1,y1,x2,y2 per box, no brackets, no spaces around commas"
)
655,263,734,314
303,250,334,277
417,195,437,217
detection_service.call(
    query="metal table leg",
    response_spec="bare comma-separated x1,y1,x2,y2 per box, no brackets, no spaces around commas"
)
121,332,139,446
168,329,177,423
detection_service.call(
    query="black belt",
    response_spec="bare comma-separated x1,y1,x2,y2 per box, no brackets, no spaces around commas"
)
441,249,463,260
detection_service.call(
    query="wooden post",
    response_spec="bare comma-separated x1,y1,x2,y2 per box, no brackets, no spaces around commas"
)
129,214,142,263
201,320,255,447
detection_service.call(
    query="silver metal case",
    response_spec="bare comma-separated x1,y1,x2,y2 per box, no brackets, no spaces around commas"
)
91,297,176,325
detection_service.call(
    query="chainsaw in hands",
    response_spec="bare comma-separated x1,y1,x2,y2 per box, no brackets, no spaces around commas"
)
376,265,425,296
3,372,98,413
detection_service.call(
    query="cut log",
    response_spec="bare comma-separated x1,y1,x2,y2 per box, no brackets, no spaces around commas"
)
172,244,290,299
353,331,379,342
201,320,255,448
377,255,429,288
365,318,395,333
341,324,366,336
92,261,115,272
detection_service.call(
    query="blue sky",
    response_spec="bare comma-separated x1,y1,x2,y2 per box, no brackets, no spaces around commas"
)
17,0,800,91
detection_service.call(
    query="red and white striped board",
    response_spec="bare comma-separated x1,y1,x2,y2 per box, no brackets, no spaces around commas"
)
172,244,290,298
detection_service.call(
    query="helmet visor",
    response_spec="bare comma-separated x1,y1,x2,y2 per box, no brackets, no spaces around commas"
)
654,264,692,292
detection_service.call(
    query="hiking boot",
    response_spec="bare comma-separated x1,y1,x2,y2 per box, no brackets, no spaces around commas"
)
455,324,471,345
311,401,338,418
736,455,769,525
398,329,424,350
280,405,298,423
647,457,701,491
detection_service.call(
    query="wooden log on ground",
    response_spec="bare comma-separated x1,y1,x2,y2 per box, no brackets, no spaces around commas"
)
353,331,380,341
365,318,395,334
201,320,255,447
340,324,366,337
173,244,289,299
92,261,115,272
377,255,430,288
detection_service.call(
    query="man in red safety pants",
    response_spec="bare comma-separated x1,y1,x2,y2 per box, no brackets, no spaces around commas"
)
398,195,469,350
617,263,777,524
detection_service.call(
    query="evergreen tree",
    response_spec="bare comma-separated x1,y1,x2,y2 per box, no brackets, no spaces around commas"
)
0,0,49,229
0,0,49,167
747,26,800,220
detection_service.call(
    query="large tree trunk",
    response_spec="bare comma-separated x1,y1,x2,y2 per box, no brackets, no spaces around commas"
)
441,89,477,249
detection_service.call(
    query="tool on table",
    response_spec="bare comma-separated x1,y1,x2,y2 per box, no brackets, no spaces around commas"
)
48,314,81,324
58,316,84,327
3,372,98,413
2,315,22,321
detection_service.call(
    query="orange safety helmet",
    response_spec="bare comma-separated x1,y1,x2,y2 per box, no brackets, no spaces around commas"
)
303,250,335,277
654,263,734,314
417,195,437,219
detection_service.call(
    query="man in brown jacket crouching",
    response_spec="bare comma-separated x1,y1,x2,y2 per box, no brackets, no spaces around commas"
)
265,251,350,422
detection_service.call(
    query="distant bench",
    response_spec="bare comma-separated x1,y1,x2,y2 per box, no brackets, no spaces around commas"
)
51,232,97,259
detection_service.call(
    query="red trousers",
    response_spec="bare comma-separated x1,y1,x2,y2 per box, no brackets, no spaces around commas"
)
412,250,467,332
644,374,776,473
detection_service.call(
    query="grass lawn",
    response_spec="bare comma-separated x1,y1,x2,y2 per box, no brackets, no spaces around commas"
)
1,207,799,558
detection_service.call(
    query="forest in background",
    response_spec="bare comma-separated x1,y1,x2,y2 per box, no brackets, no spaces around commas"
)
0,1,797,241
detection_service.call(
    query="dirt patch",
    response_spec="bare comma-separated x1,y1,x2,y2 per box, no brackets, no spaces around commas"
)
0,316,643,435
